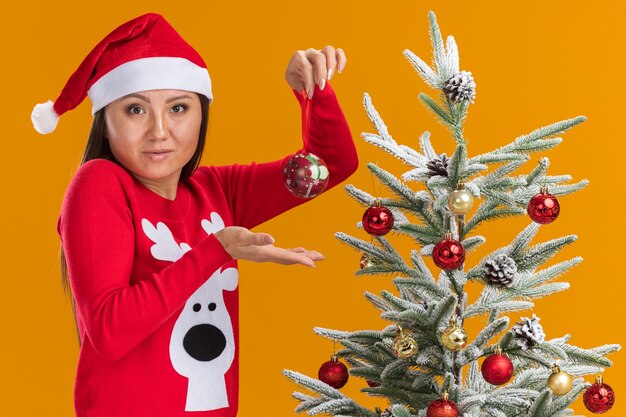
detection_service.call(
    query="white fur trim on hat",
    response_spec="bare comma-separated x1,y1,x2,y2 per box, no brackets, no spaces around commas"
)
31,100,59,134
87,57,213,114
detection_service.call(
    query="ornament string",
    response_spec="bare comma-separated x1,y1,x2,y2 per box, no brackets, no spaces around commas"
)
369,162,380,201
300,89,313,149
454,182,465,240
368,164,380,246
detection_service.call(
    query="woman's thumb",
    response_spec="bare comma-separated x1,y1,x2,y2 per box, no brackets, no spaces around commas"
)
253,233,275,245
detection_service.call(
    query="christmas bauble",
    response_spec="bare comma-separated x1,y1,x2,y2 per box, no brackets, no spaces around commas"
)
441,322,467,351
392,326,419,358
448,183,474,215
318,354,349,389
527,186,560,224
283,151,329,198
481,346,514,385
547,364,573,395
427,392,459,417
362,203,394,236
432,233,465,270
360,253,380,269
366,380,380,388
583,375,615,414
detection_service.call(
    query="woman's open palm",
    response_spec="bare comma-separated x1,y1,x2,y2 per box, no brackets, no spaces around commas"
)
214,226,324,267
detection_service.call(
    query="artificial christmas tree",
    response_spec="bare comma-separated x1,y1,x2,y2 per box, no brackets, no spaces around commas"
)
283,10,620,417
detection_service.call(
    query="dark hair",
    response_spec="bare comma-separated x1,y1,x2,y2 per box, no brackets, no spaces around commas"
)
60,93,210,347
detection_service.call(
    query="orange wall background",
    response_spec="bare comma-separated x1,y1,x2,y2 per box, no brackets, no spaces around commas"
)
3,0,624,415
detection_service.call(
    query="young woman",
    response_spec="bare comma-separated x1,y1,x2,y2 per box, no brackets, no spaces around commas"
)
31,12,358,417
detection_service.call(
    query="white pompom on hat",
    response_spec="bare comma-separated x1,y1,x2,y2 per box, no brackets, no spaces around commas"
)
31,12,213,134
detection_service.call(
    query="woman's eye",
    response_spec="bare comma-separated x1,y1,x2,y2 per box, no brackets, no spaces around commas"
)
172,104,187,113
127,105,144,115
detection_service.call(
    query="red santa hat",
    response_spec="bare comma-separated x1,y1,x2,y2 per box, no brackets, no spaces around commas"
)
31,12,213,134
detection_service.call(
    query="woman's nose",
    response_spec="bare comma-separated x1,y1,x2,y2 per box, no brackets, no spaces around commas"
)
148,111,169,140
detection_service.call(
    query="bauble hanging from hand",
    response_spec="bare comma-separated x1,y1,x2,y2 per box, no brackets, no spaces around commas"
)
584,374,615,414
527,186,560,224
448,182,474,215
283,90,330,198
283,151,329,198
427,391,459,417
362,200,394,236
433,232,465,270
547,364,573,395
318,354,349,389
481,346,514,385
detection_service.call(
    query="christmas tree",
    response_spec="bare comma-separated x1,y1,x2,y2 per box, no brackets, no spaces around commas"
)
282,10,620,417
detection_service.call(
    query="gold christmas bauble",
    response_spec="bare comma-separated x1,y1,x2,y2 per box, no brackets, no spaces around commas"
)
441,323,467,351
392,327,418,358
547,364,573,395
448,188,474,215
359,253,380,269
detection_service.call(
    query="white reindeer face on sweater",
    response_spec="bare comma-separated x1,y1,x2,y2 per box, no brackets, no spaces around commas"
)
141,212,237,412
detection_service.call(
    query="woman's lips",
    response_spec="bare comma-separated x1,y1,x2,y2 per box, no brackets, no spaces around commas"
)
144,150,172,161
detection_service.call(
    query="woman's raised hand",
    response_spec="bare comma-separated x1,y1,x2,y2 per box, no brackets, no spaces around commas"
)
214,226,324,267
285,45,347,99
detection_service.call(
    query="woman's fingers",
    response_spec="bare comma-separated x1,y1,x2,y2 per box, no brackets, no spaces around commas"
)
238,228,274,246
319,45,337,81
257,245,316,267
336,47,347,74
288,247,306,253
285,46,346,97
298,49,317,99
304,48,328,92
257,245,326,267
304,249,325,261
287,247,325,260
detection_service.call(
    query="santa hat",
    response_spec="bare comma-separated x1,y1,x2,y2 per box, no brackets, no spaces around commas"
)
31,12,213,134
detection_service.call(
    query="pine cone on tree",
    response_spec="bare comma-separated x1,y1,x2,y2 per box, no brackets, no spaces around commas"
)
510,314,546,351
426,153,449,178
484,254,517,288
443,70,476,104
375,407,394,417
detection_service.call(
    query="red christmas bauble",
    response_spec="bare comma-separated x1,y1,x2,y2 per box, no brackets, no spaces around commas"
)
527,186,560,224
481,352,514,385
427,396,459,417
432,234,465,270
584,376,615,414
366,380,380,387
283,151,329,198
318,355,349,389
362,204,394,236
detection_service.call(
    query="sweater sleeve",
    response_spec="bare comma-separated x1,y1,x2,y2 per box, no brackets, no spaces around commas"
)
58,160,234,362
210,82,359,230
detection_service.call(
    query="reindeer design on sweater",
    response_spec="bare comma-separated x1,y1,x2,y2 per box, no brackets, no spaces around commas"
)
141,212,237,412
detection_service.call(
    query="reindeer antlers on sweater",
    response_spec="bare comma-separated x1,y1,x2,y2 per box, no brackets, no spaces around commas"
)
141,219,192,262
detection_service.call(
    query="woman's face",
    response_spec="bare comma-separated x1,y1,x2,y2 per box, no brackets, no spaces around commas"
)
103,89,202,191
